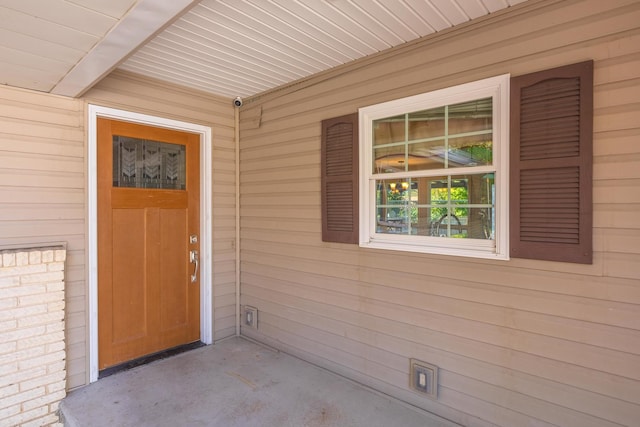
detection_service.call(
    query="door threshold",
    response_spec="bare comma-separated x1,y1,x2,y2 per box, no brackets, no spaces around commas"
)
99,341,205,379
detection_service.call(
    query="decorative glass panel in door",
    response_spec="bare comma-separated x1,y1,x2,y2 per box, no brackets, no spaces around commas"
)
112,136,186,190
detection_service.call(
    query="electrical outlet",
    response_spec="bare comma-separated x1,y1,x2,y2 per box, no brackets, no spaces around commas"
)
410,359,438,399
243,306,258,329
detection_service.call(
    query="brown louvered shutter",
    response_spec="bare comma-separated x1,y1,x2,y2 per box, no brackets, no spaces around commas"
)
510,61,593,263
321,113,359,243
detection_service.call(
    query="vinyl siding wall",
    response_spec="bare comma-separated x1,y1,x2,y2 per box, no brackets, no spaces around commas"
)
0,86,85,388
238,1,640,426
0,71,237,390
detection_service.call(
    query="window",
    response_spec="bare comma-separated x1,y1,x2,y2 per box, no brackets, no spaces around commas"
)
358,75,510,259
321,62,592,264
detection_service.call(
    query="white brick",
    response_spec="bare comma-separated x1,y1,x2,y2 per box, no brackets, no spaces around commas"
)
41,251,54,263
46,379,66,394
0,325,46,344
18,350,65,371
47,361,66,374
0,384,20,405
0,305,47,322
0,341,17,356
46,322,65,334
0,361,18,377
46,395,67,417
18,331,63,350
0,297,17,310
22,413,61,427
45,341,65,354
47,301,65,312
20,370,66,392
0,264,47,279
19,290,63,307
0,248,67,427
2,283,47,299
46,281,65,292
16,252,29,266
2,405,48,426
22,389,64,411
2,253,16,267
18,311,64,328
3,387,45,410
47,262,65,272
0,366,46,388
0,403,20,420
28,251,42,265
54,250,66,262
49,399,61,412
0,275,20,288
0,346,44,366
20,271,64,284
0,319,17,332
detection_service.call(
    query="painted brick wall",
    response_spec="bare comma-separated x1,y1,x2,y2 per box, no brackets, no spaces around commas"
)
0,246,66,427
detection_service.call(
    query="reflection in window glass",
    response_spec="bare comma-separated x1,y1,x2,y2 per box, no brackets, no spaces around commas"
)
373,145,406,174
112,136,186,190
372,98,493,174
373,115,405,146
408,107,445,140
375,174,494,239
407,139,446,171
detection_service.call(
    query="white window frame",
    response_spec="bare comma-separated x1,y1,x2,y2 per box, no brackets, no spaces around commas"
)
358,74,510,260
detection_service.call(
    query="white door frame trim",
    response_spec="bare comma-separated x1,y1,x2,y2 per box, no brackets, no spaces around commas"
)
87,105,213,383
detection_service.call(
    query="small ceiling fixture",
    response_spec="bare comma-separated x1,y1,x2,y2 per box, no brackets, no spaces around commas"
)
389,181,410,193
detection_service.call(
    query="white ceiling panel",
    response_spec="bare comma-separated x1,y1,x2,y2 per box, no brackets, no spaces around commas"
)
0,0,118,37
429,0,469,26
65,0,139,18
195,3,334,70
324,1,408,47
0,6,100,51
402,0,451,32
386,1,437,38
0,28,84,64
482,0,510,13
0,60,61,92
349,0,420,42
213,1,354,65
456,0,489,20
0,0,529,99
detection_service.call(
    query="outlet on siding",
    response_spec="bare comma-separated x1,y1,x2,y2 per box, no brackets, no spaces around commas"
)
243,305,258,329
410,359,438,399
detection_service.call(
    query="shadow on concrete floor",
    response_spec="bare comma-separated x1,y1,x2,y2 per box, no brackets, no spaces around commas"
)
60,337,459,427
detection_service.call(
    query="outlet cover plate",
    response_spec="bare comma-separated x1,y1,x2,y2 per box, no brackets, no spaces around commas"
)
243,305,258,329
410,359,438,399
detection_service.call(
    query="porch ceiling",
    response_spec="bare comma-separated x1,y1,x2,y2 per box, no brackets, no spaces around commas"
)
0,0,528,100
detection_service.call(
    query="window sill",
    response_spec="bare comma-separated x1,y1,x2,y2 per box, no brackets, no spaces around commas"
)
359,239,509,261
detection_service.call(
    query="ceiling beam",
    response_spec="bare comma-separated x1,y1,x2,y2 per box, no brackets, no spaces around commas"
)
51,0,199,98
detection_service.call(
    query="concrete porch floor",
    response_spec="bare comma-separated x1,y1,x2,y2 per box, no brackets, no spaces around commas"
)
60,337,459,427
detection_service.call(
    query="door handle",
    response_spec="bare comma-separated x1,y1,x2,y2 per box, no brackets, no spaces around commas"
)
189,250,199,283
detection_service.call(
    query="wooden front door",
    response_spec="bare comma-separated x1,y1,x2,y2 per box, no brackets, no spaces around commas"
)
97,118,200,370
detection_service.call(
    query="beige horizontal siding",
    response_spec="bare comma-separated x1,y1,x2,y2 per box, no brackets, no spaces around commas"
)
0,85,86,391
239,0,640,426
